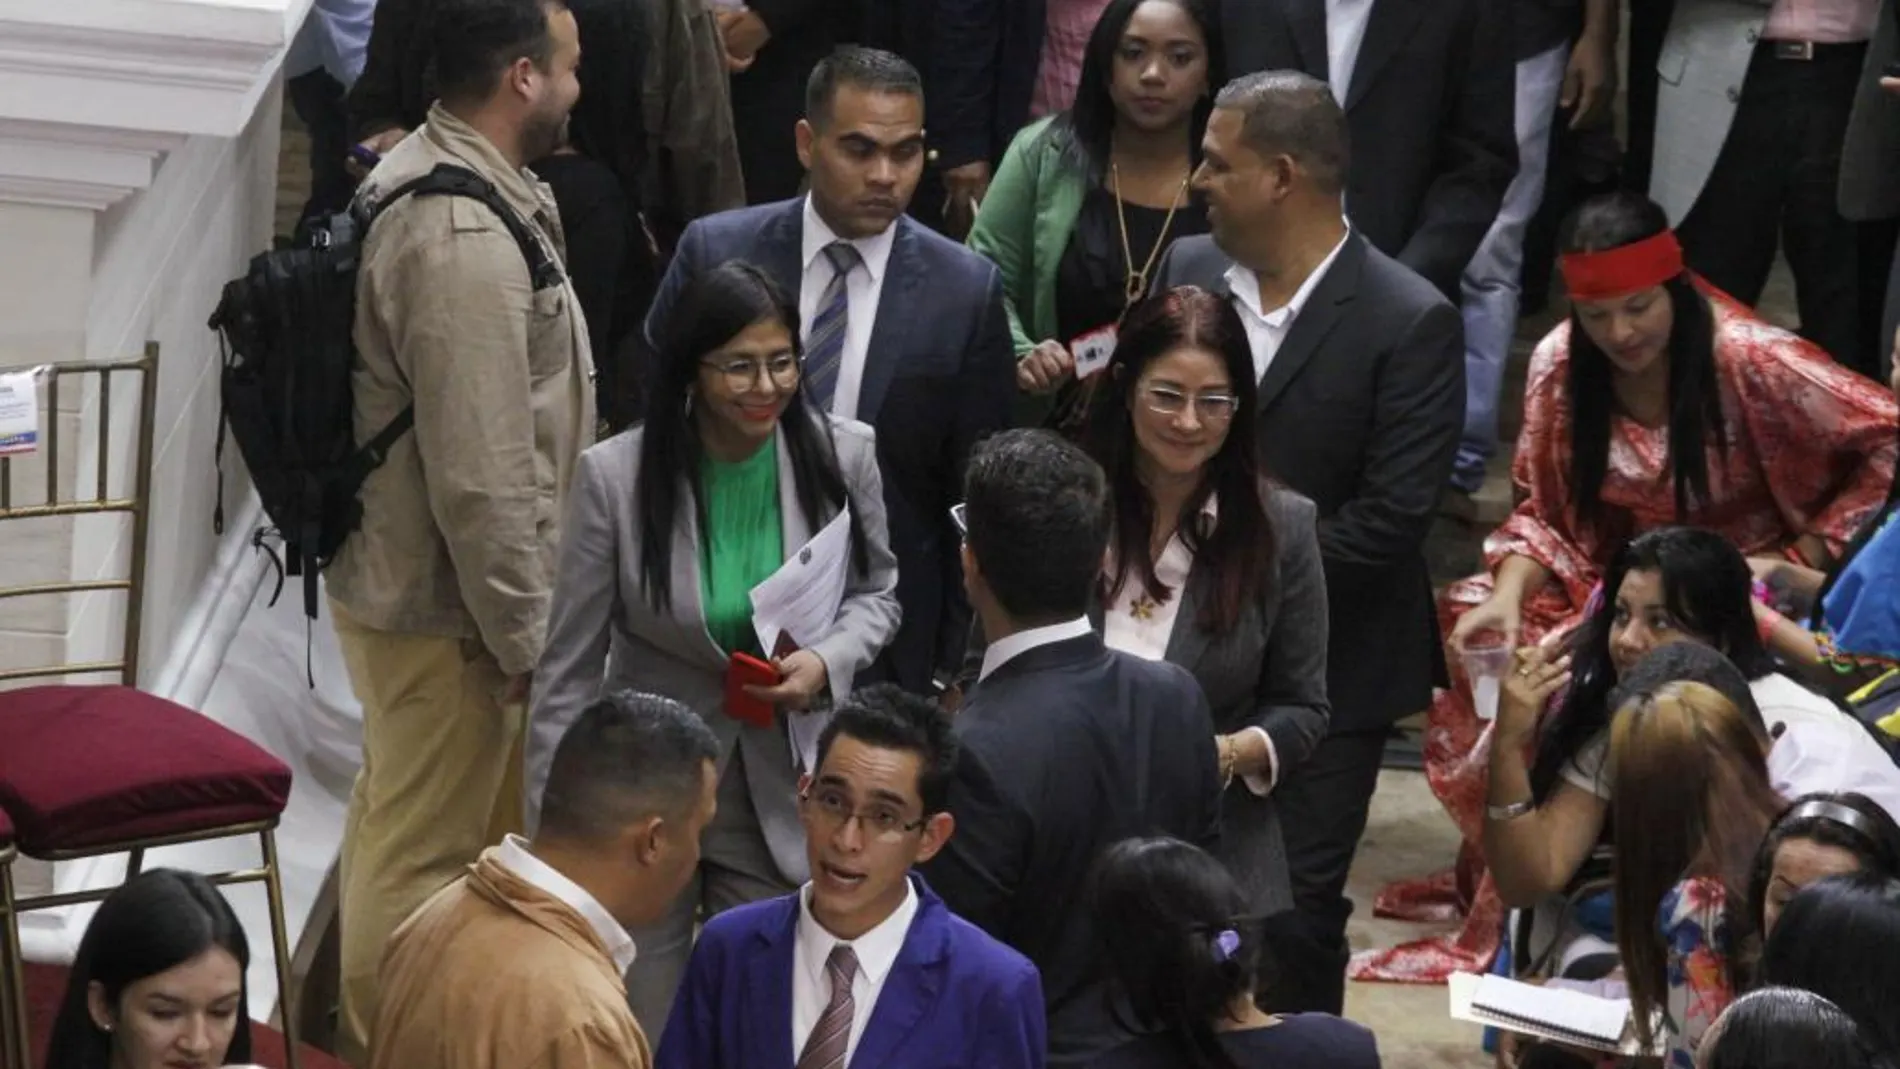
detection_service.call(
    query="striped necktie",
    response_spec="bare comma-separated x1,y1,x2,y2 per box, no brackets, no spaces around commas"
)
804,241,861,412
796,944,860,1069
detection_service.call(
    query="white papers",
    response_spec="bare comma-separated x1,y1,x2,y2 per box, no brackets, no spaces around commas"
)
1071,326,1117,379
1449,972,1657,1055
750,507,853,771
0,367,46,456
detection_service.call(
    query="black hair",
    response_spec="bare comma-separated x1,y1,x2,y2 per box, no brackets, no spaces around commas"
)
1087,837,1260,1069
1559,192,1725,531
813,683,960,815
1704,987,1897,1069
538,689,721,841
635,259,868,612
1531,526,1774,801
805,46,923,130
1081,286,1273,633
963,429,1111,622
1055,0,1223,186
433,0,565,105
1211,69,1349,193
45,869,254,1069
1608,641,1766,734
1748,792,1900,940
1759,872,1900,1056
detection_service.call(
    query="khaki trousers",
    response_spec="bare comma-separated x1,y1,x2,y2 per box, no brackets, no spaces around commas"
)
330,602,525,1067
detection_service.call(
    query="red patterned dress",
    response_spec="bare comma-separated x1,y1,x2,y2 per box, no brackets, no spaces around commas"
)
1350,290,1898,984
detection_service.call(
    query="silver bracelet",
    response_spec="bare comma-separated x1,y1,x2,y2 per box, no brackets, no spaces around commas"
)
1486,799,1535,822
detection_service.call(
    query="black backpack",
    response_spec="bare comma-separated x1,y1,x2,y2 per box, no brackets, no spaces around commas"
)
209,162,564,622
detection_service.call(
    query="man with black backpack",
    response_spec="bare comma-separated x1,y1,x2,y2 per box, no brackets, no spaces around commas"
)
323,0,593,1060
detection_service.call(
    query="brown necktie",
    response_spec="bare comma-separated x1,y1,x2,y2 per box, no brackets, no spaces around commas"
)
796,944,860,1069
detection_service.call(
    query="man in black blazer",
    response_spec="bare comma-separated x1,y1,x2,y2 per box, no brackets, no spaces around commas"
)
1153,70,1465,1015
921,429,1224,1068
1216,0,1517,299
644,47,1017,694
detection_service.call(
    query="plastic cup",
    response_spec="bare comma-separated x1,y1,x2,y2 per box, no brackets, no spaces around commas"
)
1461,638,1514,721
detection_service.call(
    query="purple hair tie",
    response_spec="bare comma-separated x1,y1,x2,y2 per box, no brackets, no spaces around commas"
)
1212,929,1241,961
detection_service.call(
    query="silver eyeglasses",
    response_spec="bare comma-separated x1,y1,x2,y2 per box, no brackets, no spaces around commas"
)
701,352,800,391
1142,385,1241,422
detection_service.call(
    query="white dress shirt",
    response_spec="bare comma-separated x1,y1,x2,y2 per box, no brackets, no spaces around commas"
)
978,616,1096,681
496,835,637,974
1224,227,1351,384
799,195,898,420
1325,0,1377,105
1100,495,1280,793
790,878,921,1063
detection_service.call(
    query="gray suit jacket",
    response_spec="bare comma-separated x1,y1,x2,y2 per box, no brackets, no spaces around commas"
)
957,487,1330,914
1650,0,1777,225
524,414,902,883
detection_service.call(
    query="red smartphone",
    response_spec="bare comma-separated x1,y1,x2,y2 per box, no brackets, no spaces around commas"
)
725,652,781,728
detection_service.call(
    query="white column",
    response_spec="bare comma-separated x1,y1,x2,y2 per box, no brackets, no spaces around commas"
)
0,0,310,967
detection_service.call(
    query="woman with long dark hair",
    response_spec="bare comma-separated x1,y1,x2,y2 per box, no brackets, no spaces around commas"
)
1757,872,1900,1058
1609,682,1785,1067
45,869,254,1069
1378,189,1899,982
1700,988,1896,1069
526,259,901,1033
968,0,1220,423
1086,837,1377,1069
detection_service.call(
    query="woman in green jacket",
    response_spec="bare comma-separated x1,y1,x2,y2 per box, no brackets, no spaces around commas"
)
968,0,1220,424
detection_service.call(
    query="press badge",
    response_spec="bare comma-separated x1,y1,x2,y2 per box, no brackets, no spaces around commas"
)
1071,325,1118,379
0,368,42,456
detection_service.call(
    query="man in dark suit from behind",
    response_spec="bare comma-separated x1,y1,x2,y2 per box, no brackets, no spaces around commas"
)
920,429,1224,1068
1215,0,1516,300
1153,70,1465,1015
643,47,1017,694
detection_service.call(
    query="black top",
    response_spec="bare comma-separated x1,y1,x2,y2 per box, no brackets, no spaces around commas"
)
1517,0,1583,61
1087,1015,1382,1069
1055,185,1211,344
919,633,1224,1067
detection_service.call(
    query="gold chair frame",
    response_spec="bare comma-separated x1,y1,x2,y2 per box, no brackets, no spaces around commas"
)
0,345,299,1069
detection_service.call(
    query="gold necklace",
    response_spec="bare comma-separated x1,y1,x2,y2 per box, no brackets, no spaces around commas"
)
1110,160,1192,308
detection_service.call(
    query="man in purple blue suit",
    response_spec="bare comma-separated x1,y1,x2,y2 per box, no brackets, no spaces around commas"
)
656,684,1046,1069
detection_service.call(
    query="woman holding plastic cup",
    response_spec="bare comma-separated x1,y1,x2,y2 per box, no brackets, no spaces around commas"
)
1356,189,1898,985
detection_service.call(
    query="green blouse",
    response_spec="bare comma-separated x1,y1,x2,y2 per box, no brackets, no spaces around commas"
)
698,437,783,656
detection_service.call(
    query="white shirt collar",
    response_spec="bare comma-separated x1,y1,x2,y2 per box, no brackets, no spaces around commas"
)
1225,224,1351,328
795,875,920,989
978,616,1095,681
802,195,898,284
497,834,637,974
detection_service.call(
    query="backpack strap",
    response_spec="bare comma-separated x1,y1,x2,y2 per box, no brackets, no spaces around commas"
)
364,162,565,292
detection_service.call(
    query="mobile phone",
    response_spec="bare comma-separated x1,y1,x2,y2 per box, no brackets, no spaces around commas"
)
725,651,781,728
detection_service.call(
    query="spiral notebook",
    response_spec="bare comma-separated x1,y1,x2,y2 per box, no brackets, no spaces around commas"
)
1449,972,1662,1055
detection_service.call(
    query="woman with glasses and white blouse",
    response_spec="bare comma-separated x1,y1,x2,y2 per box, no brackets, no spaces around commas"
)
1080,286,1329,968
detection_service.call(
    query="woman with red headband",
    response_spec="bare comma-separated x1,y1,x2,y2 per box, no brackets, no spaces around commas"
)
1351,190,1898,986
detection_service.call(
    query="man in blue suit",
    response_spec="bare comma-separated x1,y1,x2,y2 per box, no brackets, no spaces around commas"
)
656,685,1047,1069
643,46,1017,696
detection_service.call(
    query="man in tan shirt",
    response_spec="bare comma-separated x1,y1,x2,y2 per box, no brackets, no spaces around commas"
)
325,0,595,1060
373,690,720,1069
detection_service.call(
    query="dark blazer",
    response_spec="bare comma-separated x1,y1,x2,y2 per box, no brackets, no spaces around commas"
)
959,487,1330,914
929,0,1047,172
921,632,1224,1067
643,199,1018,691
1154,232,1463,731
655,876,1048,1069
1217,0,1517,298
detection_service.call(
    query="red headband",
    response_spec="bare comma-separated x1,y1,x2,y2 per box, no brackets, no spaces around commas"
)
1560,230,1685,301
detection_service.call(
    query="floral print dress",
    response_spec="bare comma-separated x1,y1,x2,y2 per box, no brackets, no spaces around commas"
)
1660,877,1733,1068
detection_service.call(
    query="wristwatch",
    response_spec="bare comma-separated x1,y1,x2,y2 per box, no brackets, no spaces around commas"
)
1486,799,1535,822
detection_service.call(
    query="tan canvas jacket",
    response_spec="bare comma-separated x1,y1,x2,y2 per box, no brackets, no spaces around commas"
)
328,104,596,677
372,850,651,1069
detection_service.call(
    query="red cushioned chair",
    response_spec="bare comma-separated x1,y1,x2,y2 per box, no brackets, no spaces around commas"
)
0,348,301,1069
